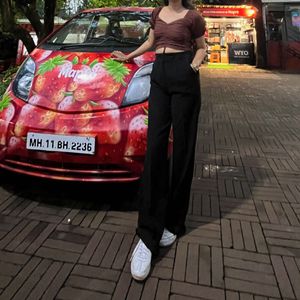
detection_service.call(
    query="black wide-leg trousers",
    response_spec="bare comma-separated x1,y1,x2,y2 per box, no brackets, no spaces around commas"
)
136,51,201,256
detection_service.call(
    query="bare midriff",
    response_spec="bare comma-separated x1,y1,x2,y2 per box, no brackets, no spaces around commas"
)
155,47,185,54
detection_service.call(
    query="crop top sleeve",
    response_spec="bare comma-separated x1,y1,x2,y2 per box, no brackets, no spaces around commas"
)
149,7,162,30
191,11,206,39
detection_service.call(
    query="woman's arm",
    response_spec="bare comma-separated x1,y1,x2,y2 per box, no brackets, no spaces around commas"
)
111,29,155,62
191,36,207,72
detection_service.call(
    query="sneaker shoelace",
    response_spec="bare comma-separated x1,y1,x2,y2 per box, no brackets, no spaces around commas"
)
134,241,150,262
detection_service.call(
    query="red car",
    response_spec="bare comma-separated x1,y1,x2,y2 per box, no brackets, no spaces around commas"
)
0,7,162,182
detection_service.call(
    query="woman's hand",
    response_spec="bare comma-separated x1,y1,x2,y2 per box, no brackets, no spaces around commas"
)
111,50,129,62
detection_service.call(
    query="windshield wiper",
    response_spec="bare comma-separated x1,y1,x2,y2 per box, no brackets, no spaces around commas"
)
89,35,141,46
47,36,141,50
57,42,101,50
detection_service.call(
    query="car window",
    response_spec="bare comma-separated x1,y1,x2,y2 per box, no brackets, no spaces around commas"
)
45,11,151,48
92,16,109,38
48,14,95,44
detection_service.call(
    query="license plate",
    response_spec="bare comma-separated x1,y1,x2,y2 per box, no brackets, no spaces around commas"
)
26,132,96,155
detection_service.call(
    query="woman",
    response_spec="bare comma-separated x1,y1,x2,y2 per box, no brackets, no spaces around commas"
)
112,0,206,281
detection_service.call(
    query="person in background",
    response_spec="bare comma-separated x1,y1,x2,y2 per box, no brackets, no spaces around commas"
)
112,0,206,281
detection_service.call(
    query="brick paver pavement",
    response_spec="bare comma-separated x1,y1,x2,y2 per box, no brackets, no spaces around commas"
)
0,67,300,299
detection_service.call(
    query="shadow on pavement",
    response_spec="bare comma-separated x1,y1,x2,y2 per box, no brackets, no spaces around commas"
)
0,170,140,211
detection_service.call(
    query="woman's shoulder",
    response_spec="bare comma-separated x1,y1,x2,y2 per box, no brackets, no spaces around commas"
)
189,10,206,25
188,9,203,19
152,6,163,16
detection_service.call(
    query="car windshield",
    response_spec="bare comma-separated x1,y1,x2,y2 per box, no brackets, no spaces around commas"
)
44,11,151,50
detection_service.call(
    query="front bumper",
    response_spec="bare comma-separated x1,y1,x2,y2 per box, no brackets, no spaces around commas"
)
0,101,148,182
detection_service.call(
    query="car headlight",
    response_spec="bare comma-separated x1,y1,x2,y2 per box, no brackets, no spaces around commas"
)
122,63,153,106
12,57,36,101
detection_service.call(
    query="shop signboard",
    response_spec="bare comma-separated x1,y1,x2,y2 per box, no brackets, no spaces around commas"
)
228,43,255,64
199,6,257,18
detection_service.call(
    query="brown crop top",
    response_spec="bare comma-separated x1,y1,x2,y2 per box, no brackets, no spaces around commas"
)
149,7,206,51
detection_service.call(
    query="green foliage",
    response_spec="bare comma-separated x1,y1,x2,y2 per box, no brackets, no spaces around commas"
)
0,93,12,112
83,0,157,8
37,55,68,75
0,66,19,100
103,58,130,86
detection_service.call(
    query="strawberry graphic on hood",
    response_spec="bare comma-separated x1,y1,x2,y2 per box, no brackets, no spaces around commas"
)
32,54,130,108
71,58,130,102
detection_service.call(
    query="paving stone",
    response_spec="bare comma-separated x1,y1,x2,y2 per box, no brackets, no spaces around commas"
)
18,201,39,217
25,223,56,255
36,246,80,263
2,197,27,216
282,203,300,225
156,280,171,300
40,263,74,300
112,272,132,300
90,211,106,229
89,231,114,266
5,220,39,251
126,279,144,300
0,188,15,204
186,243,198,284
170,294,206,300
0,196,19,214
101,232,123,268
140,277,158,300
251,187,287,202
10,259,52,300
282,256,300,299
211,247,224,288
225,278,280,298
226,290,239,300
56,287,110,300
27,212,64,224
151,264,172,280
99,223,136,234
0,257,41,300
0,219,30,249
221,219,233,248
78,230,104,265
171,281,225,300
251,222,268,254
15,221,49,253
173,242,188,281
0,250,30,265
198,245,211,286
112,234,134,270
26,261,62,300
240,293,254,300
65,274,116,294
231,220,244,250
0,215,21,233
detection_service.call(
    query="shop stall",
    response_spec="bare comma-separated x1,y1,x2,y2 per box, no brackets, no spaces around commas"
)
197,5,257,65
263,0,300,71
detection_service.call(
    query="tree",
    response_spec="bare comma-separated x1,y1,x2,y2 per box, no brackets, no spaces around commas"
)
80,0,160,9
0,0,64,54
0,0,36,53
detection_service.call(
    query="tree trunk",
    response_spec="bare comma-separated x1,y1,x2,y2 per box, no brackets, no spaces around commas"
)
252,0,267,68
0,0,36,53
12,26,37,53
15,0,44,39
43,0,57,41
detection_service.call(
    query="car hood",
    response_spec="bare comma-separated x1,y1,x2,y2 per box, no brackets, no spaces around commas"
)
28,49,155,113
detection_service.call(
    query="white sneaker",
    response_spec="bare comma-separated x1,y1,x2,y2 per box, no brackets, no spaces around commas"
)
130,239,152,281
159,228,177,247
